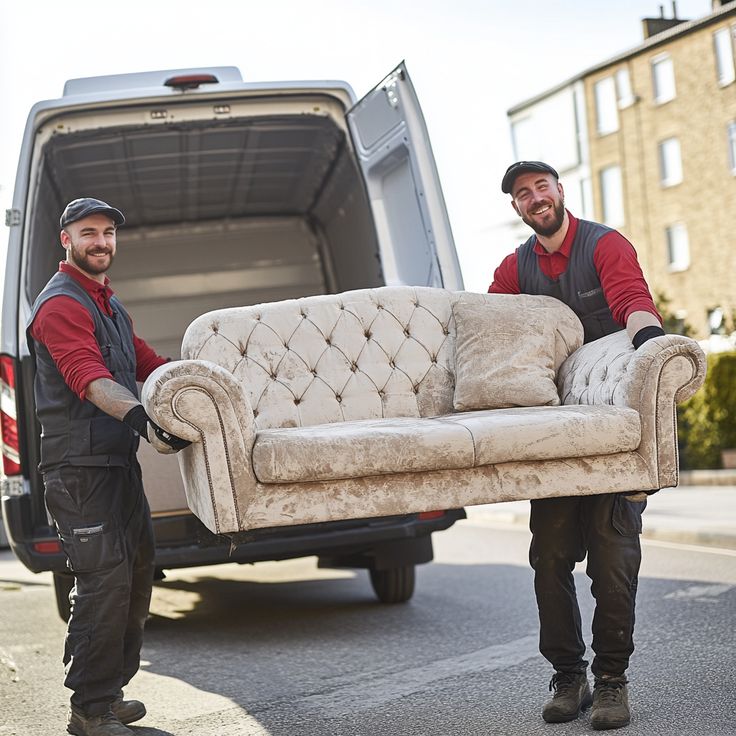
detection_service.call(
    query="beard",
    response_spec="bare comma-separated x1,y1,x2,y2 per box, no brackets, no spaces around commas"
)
68,240,114,276
521,198,566,237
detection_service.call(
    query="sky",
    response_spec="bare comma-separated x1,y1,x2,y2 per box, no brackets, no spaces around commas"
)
0,0,715,292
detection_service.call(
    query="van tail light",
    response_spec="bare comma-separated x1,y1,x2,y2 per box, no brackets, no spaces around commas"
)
418,510,445,520
0,355,22,475
164,74,219,90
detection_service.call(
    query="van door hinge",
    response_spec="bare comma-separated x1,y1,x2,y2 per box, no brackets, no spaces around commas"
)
5,209,21,227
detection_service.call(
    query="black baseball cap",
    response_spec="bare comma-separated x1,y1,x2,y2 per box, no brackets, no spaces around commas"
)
59,198,125,228
501,161,559,194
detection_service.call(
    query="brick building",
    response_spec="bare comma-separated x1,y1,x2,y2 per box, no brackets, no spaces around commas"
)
508,1,736,338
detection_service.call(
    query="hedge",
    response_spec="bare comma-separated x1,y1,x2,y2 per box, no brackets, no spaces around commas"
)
677,351,736,469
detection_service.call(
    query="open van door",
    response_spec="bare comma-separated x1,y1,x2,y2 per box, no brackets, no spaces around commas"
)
347,63,463,290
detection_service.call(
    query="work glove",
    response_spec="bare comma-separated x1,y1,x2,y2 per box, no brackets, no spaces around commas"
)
632,325,665,349
123,405,191,454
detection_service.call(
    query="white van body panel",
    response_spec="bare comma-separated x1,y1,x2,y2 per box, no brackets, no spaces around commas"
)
2,64,463,518
347,63,463,290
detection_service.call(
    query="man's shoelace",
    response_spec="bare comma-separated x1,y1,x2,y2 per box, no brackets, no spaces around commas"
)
595,681,625,704
549,673,580,695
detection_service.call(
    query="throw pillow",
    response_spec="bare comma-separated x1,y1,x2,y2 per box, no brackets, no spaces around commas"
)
452,302,560,411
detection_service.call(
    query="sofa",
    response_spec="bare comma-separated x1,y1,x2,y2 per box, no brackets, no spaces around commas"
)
141,286,706,535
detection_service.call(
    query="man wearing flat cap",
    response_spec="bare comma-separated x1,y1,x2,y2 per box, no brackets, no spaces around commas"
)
27,198,190,736
490,163,665,731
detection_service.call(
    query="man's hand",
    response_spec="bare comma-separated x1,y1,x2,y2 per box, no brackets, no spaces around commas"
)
123,405,191,454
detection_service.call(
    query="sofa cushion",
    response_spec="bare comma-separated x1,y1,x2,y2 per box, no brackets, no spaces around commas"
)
252,416,476,483
453,301,562,410
252,405,641,483
442,405,641,466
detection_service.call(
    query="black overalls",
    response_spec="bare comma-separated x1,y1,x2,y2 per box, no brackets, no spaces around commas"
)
28,272,155,715
516,219,647,678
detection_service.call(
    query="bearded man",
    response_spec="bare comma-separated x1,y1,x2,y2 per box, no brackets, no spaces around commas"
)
27,198,190,736
489,162,665,731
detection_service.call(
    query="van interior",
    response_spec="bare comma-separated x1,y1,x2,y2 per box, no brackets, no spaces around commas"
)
24,98,385,512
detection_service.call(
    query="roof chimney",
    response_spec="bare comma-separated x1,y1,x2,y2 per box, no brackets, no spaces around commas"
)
642,1,687,39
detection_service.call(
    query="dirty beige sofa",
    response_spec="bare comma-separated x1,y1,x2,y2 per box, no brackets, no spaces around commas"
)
141,286,706,535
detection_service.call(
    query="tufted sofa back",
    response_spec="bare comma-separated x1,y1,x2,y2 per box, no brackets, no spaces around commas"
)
181,286,579,430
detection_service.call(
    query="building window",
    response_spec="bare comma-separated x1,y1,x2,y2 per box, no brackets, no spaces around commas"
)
666,223,690,272
713,27,736,86
658,138,683,186
652,53,676,104
615,68,635,108
600,166,625,227
594,77,619,134
728,121,736,173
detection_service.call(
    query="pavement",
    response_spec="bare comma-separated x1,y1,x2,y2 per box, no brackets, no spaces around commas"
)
465,470,736,550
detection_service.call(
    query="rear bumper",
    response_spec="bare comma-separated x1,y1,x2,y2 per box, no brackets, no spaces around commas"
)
2,492,465,574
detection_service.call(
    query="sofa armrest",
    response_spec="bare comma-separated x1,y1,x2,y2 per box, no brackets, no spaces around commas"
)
141,360,258,534
558,330,706,488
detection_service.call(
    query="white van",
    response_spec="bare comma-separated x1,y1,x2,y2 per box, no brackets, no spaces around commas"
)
1,63,465,620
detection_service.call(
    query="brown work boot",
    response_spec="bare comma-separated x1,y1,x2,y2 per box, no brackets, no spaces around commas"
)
542,671,593,723
111,691,146,724
591,676,631,730
67,706,133,736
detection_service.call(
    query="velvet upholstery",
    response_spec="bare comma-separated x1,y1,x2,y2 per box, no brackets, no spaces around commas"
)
141,286,706,534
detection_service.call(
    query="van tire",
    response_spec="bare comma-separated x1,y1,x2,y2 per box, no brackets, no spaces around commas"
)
369,565,415,604
53,572,74,623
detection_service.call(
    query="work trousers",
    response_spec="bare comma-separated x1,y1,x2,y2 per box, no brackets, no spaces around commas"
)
529,493,646,679
44,461,155,716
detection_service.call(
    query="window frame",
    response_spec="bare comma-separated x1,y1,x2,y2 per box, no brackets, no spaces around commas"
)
651,53,676,105
713,26,736,87
658,137,683,187
665,222,691,273
594,76,619,135
599,165,625,228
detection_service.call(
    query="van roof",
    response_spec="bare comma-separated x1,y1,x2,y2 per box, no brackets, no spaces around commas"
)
63,67,244,96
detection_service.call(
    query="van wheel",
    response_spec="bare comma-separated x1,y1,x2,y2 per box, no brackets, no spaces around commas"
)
369,565,415,604
53,572,74,623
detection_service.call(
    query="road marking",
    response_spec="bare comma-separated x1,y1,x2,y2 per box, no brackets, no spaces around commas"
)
297,634,539,717
642,538,736,557
664,583,733,601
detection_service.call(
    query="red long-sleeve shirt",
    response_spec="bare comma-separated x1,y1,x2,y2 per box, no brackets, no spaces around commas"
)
488,212,661,327
29,262,168,400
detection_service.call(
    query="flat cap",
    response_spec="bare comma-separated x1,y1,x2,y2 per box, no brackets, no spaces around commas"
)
60,198,125,228
501,161,559,194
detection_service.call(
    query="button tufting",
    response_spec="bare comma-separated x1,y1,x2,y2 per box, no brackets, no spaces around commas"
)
212,324,219,333
294,398,301,405
404,329,410,337
364,330,371,339
335,394,342,402
389,360,396,368
270,372,277,380
255,315,261,321
413,386,419,394
377,304,383,310
351,363,358,372
311,369,318,376
326,338,331,345
443,328,450,336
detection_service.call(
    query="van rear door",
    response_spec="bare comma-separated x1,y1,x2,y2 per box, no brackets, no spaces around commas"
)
346,62,463,290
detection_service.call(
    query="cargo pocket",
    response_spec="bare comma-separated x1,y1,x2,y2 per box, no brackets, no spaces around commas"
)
59,522,124,574
612,494,647,537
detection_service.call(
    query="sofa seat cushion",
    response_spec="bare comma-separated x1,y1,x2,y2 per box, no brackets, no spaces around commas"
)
441,405,641,467
252,405,641,484
252,416,476,483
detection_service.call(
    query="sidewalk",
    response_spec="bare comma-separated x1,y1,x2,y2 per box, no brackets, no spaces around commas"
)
465,473,736,550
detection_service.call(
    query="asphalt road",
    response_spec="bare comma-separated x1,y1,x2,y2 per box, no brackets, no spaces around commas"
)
1,517,734,736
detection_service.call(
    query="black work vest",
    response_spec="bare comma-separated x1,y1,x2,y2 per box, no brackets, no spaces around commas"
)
516,218,623,344
27,271,139,472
